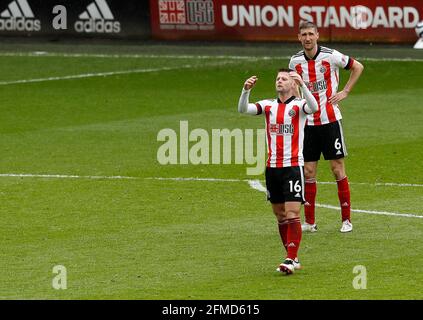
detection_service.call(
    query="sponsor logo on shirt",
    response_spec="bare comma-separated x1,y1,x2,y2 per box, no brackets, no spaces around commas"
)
269,124,294,135
306,80,327,93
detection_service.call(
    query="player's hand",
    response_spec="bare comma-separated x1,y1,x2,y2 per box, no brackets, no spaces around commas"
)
289,72,304,86
329,90,348,105
244,76,258,90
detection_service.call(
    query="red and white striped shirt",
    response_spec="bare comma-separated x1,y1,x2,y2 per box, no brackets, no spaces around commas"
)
289,46,354,126
255,96,310,168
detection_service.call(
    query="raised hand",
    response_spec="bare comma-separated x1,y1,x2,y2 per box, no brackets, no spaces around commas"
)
244,76,258,90
289,71,304,86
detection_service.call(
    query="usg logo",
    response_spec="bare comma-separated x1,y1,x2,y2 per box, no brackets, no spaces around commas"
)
0,0,41,32
75,0,121,33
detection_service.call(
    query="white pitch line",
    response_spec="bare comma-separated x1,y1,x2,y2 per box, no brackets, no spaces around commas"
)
247,179,423,219
154,177,423,188
318,181,423,188
0,61,236,86
0,51,279,60
147,178,423,188
0,173,422,217
0,174,421,188
0,173,138,180
0,173,250,182
355,57,423,62
248,179,267,192
314,203,423,219
146,177,248,182
0,51,421,62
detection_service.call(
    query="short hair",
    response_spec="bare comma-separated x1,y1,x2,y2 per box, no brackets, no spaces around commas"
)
278,68,290,73
299,20,318,33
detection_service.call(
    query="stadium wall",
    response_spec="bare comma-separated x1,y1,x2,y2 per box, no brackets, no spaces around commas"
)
0,0,420,43
150,0,423,43
0,0,150,39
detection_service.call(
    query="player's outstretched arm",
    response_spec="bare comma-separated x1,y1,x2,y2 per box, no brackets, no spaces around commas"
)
289,72,318,114
238,76,261,115
329,60,364,105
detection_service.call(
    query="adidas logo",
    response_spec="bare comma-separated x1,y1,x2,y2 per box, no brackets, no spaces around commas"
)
0,0,40,31
287,242,296,248
74,0,121,34
341,202,349,207
336,150,342,155
294,193,301,198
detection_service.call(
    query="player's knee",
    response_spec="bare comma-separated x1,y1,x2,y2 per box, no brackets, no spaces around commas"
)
331,163,346,180
276,213,287,222
304,166,316,179
273,207,286,220
285,209,300,219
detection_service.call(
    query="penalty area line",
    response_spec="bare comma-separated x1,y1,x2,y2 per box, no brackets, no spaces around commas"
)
0,173,251,183
247,179,423,219
0,173,422,218
0,60,238,86
0,174,421,188
0,173,139,180
0,173,248,181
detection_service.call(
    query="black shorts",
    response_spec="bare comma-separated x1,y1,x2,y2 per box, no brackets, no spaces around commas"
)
304,120,348,162
265,166,305,204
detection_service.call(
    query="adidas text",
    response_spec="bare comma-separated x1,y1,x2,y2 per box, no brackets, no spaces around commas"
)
0,17,40,31
74,20,120,33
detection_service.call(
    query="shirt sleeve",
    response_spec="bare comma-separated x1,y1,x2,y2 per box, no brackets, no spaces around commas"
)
238,88,265,116
299,83,318,114
332,49,355,70
288,57,295,71
254,100,267,115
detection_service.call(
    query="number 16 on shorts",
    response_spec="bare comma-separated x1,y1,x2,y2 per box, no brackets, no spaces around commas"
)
289,179,304,202
289,180,301,193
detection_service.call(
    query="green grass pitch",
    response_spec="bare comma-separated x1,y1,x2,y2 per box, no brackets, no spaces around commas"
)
0,42,421,299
